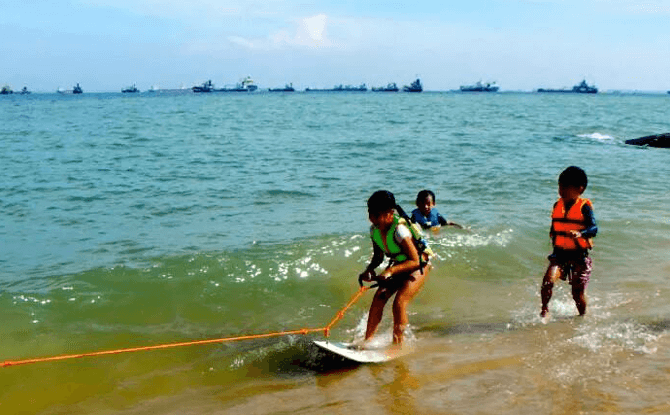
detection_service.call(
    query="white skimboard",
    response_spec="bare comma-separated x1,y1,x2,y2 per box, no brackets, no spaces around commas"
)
313,340,411,363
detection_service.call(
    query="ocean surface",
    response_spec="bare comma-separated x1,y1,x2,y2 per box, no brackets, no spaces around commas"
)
1,91,669,414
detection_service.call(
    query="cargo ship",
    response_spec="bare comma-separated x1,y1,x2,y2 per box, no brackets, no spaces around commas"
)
537,80,597,94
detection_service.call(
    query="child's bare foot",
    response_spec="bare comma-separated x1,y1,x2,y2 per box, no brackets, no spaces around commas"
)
348,340,367,350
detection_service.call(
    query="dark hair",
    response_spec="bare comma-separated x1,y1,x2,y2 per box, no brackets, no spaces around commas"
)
416,189,436,205
368,190,396,215
558,166,588,189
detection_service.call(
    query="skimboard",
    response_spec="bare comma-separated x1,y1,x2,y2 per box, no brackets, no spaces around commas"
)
313,340,411,363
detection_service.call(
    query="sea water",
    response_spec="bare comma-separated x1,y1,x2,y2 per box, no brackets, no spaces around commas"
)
1,91,669,414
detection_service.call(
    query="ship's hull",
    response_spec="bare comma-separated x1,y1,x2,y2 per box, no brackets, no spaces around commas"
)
537,89,597,94
459,87,499,92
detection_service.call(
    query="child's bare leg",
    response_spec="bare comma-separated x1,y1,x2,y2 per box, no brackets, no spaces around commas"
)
541,263,562,317
572,284,587,315
391,266,429,344
365,289,392,341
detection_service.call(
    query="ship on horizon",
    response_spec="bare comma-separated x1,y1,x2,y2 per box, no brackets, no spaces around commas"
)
57,83,83,94
268,83,295,92
372,83,399,92
403,79,423,92
122,83,139,93
459,81,499,92
3,85,33,95
192,76,258,93
537,79,598,94
305,84,367,92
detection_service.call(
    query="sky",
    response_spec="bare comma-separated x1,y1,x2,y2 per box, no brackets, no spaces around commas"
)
2,0,670,92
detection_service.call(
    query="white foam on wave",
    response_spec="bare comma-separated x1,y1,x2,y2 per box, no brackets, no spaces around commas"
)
270,249,335,282
231,229,514,286
510,284,578,327
513,285,661,383
577,132,615,141
429,229,514,249
570,320,659,354
345,312,417,347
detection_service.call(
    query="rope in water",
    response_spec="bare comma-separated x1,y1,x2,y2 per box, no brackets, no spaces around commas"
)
2,286,371,368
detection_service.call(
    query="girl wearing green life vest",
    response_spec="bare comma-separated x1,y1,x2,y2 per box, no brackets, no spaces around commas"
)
359,190,432,346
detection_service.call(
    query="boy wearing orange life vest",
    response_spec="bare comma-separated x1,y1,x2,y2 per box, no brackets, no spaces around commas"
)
540,166,598,318
359,190,432,345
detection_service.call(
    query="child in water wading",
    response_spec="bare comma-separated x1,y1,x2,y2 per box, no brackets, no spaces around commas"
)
359,190,432,346
411,189,463,230
540,166,598,318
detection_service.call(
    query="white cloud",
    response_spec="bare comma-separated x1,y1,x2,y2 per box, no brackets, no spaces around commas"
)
625,2,670,14
78,0,265,20
591,0,670,15
226,14,335,50
296,14,328,45
227,36,257,49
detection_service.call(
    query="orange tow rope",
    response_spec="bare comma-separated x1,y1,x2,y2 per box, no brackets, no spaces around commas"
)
2,286,371,368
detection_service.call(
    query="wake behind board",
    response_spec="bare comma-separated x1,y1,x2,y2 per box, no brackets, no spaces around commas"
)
313,340,411,363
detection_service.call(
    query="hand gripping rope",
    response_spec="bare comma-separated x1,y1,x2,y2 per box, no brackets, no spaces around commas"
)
2,286,371,368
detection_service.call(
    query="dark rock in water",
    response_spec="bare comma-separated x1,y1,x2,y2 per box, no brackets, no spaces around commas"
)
625,133,670,148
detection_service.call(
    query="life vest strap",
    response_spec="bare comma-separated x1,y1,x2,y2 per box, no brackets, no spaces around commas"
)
552,218,587,225
552,230,579,236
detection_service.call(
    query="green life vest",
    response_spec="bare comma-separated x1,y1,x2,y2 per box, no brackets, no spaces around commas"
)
371,215,407,262
371,214,434,262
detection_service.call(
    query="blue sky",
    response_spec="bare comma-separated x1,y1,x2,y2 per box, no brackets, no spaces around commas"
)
2,0,669,92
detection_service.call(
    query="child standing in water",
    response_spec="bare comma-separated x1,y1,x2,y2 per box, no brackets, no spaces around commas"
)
411,189,463,230
540,166,598,318
359,190,432,345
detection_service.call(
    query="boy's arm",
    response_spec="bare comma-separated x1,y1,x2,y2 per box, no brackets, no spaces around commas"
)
549,201,558,239
580,203,598,238
438,211,464,229
436,212,448,226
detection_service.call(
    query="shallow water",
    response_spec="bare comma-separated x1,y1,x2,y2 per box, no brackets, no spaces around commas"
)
1,91,669,414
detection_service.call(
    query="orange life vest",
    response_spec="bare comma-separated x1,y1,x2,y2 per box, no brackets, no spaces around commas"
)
551,197,594,250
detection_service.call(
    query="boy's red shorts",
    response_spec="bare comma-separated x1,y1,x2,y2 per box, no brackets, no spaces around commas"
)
548,255,592,287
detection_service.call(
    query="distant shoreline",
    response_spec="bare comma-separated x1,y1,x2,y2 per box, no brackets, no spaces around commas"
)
3,89,670,96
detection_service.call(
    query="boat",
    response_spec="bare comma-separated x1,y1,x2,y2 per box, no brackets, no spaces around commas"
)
195,77,259,93
537,80,598,94
268,83,295,92
19,86,30,94
222,76,258,92
402,79,423,92
459,81,499,92
219,76,258,92
239,76,257,92
372,83,399,92
306,83,368,92
1,85,13,95
333,84,367,91
625,133,670,148
192,80,215,93
122,84,139,93
57,83,83,94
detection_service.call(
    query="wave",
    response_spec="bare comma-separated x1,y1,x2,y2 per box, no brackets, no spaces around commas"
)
264,189,315,198
577,132,615,141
